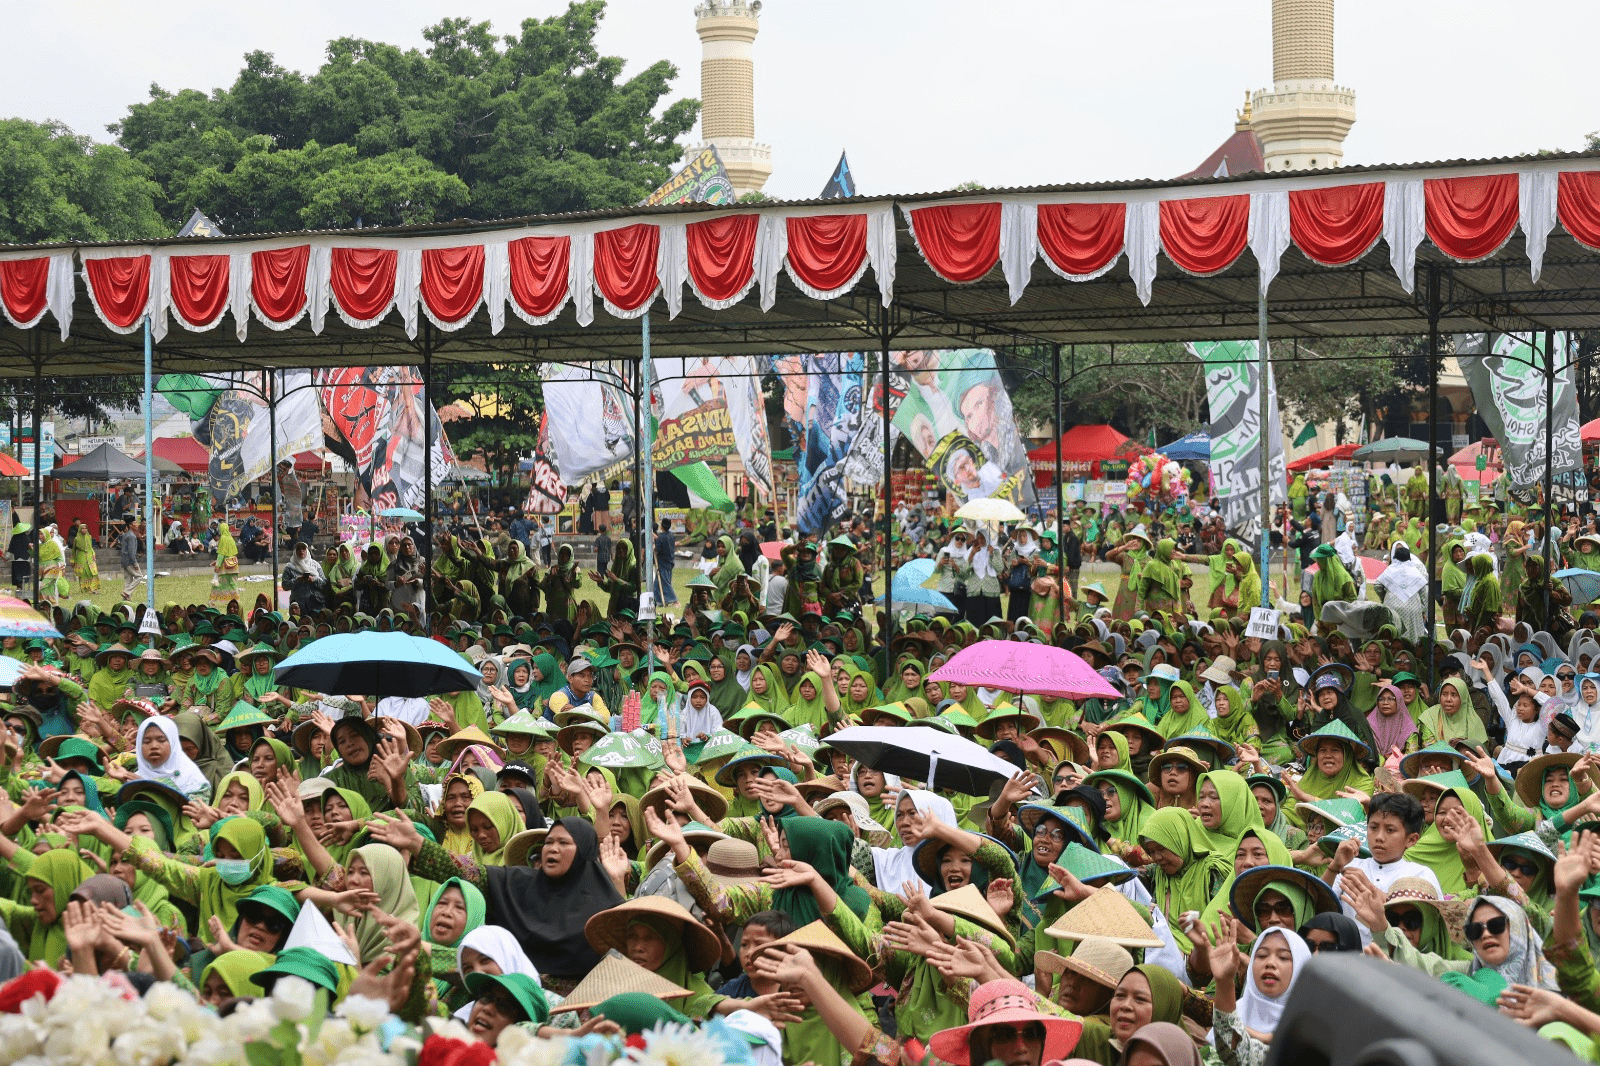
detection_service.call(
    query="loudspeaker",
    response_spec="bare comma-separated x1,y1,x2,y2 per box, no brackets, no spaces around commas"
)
1265,955,1568,1066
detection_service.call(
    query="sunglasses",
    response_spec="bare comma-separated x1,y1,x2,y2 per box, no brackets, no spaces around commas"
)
1559,672,1577,680
1255,899,1297,920
1305,938,1340,953
1384,909,1425,931
1500,857,1541,878
1157,762,1192,775
1464,915,1509,941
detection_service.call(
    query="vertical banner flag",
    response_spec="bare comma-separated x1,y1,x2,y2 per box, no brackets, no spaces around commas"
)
649,356,773,499
819,152,855,199
1190,340,1286,536
160,371,321,504
1456,331,1582,489
642,147,737,207
890,349,1036,508
537,363,635,482
772,353,867,532
315,368,455,511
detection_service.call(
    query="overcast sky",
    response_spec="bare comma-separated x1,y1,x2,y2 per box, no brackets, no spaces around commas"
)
7,0,1597,201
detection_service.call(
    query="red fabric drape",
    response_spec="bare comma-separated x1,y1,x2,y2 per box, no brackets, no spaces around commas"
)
593,224,660,312
785,215,868,294
1037,203,1126,275
1158,195,1250,275
168,255,230,327
508,236,571,319
1289,183,1385,265
1424,174,1518,262
420,246,485,323
84,256,150,329
908,203,1001,282
0,259,50,323
686,215,758,303
252,246,310,322
330,248,398,321
1558,172,1600,251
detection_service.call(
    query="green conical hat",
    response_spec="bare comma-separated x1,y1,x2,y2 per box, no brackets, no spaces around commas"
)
938,706,980,731
491,711,552,738
726,705,792,738
862,702,915,726
713,743,786,786
580,732,657,770
1084,769,1156,808
216,701,276,731
1297,718,1371,761
1488,830,1556,864
693,729,746,765
778,725,821,755
907,716,959,734
1296,796,1366,829
236,643,281,664
1031,842,1134,900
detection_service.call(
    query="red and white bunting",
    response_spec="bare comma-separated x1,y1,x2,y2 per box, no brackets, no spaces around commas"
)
8,161,1588,340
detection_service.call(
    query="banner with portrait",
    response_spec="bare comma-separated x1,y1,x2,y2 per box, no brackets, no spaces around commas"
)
770,353,870,532
537,363,636,483
650,356,773,498
1456,331,1582,489
1190,339,1286,537
160,370,323,505
889,349,1034,506
316,367,456,511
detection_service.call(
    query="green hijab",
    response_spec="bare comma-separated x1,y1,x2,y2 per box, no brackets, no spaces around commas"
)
1196,770,1264,852
1139,808,1233,947
707,652,747,717
1156,679,1210,739
200,949,276,998
1095,769,1154,845
1209,684,1258,747
1143,539,1184,603
197,816,273,932
883,659,925,703
214,770,265,812
785,671,830,731
1201,827,1295,926
779,817,873,926
346,843,420,965
1295,736,1376,801
20,850,88,965
1416,678,1489,747
320,786,374,867
424,876,487,996
1406,787,1493,897
466,791,522,866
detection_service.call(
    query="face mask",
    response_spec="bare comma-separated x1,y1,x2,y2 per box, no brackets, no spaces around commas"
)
215,858,255,886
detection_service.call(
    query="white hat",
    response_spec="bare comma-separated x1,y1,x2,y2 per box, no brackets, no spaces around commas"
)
813,791,893,847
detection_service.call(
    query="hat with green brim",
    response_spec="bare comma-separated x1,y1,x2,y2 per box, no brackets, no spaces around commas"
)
910,832,1017,892
860,702,916,727
685,575,718,590
1296,795,1366,830
93,643,136,665
1104,713,1165,751
1229,864,1342,931
1245,774,1287,804
554,707,608,729
465,971,551,1026
591,991,691,1035
1400,769,1474,806
1030,843,1135,901
235,643,281,665
1296,718,1371,762
907,716,959,735
692,729,747,767
778,725,821,757
235,884,301,929
1316,823,1370,860
491,711,553,739
937,706,980,733
114,778,186,813
255,946,340,995
1170,725,1235,768
974,705,1038,741
1018,802,1099,849
1080,582,1110,602
1488,830,1556,865
1398,743,1471,781
556,719,610,757
1084,769,1156,808
713,743,787,786
726,705,793,739
216,702,276,731
579,731,660,770
40,735,104,772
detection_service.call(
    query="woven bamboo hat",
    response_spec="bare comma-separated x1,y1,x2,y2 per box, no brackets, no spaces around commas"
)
761,920,874,993
1057,936,1135,992
931,884,1014,948
1042,886,1162,948
503,828,549,868
560,949,693,1012
435,725,505,763
584,895,721,972
1515,752,1582,810
639,775,729,824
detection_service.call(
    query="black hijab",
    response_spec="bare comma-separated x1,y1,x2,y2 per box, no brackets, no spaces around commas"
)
1299,912,1363,952
506,788,546,830
481,816,622,979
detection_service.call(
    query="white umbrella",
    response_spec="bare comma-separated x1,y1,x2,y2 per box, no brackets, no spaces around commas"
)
954,497,1026,523
823,725,1021,795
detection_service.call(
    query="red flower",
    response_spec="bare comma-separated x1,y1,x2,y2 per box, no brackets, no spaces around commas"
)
0,969,62,1013
418,1034,498,1066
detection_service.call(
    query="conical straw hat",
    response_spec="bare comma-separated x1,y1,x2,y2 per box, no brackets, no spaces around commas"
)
435,724,504,762
584,895,721,972
931,883,1014,948
560,949,693,1012
765,920,874,993
1042,887,1163,948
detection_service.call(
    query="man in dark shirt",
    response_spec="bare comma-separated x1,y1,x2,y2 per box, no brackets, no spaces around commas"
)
593,525,613,577
653,518,677,604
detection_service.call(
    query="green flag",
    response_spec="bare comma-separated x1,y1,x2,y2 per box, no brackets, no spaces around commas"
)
1294,422,1317,447
156,374,221,420
671,462,735,513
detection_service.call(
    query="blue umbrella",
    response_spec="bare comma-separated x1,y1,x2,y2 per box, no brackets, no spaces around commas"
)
274,631,479,697
1157,432,1210,461
1555,568,1600,604
876,558,957,613
380,508,424,520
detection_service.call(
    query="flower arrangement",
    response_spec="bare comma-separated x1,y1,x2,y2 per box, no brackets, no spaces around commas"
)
0,973,745,1066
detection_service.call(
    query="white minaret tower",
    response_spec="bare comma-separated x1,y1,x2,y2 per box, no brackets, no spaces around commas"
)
691,0,772,198
1249,0,1356,170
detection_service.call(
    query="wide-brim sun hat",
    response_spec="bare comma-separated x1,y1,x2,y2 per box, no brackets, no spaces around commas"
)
583,895,721,972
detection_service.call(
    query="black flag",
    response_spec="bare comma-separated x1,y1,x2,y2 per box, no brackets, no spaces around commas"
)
176,209,225,238
819,151,855,199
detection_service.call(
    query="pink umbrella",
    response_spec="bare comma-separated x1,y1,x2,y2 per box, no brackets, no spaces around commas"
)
929,640,1122,700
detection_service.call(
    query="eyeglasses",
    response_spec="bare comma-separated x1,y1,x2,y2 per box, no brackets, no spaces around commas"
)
1035,824,1067,842
1305,938,1338,953
1464,915,1509,941
1255,899,1296,921
1384,909,1425,931
1157,762,1192,775
1500,857,1541,878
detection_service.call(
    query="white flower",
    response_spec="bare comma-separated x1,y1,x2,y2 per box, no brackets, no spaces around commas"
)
629,1022,728,1066
497,1027,572,1066
110,1025,177,1066
423,1017,474,1042
221,1001,277,1043
183,1036,245,1066
270,975,318,1023
335,995,389,1033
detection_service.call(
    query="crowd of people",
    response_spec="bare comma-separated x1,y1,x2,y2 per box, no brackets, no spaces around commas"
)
6,466,1600,1066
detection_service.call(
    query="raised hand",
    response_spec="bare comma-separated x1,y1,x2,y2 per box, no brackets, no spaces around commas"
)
986,877,1014,920
184,801,223,831
741,991,805,1028
16,787,59,822
598,835,632,883
748,942,817,989
1207,914,1243,982
761,859,819,892
759,816,791,863
264,778,305,830
205,914,240,955
1498,984,1572,1028
317,819,361,847
326,888,383,917
62,901,101,956
1339,867,1388,932
1044,862,1095,904
1554,830,1598,896
751,774,807,812
643,805,687,859
366,811,424,859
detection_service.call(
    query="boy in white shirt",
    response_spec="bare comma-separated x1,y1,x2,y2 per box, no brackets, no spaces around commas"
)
1324,792,1441,945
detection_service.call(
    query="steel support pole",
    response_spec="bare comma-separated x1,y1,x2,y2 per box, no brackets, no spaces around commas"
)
881,318,893,635
267,371,279,600
1425,265,1441,676
422,334,434,634
1053,344,1065,629
33,351,43,605
141,325,154,608
1544,329,1556,627
641,314,656,691
1257,293,1271,608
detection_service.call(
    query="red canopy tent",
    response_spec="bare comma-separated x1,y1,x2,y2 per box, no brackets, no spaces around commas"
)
149,437,326,475
1029,425,1150,484
1287,443,1358,472
1583,418,1600,443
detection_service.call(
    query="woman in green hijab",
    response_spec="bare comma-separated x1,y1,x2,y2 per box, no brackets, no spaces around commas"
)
1087,768,1155,862
466,791,521,867
343,842,420,965
1416,677,1489,748
1209,684,1260,751
198,949,276,1005
176,709,233,791
1462,553,1503,632
1310,544,1358,617
1194,770,1265,852
1291,726,1376,803
1200,826,1294,927
1155,679,1209,739
706,652,747,718
638,671,679,729
423,877,487,1004
1138,808,1233,950
882,660,926,704
1141,539,1184,614
1406,787,1493,897
0,849,88,965
785,672,830,731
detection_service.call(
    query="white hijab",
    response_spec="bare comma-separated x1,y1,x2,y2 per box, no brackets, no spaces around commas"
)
134,717,210,795
734,644,757,690
870,789,957,897
1228,927,1311,1040
452,925,542,1021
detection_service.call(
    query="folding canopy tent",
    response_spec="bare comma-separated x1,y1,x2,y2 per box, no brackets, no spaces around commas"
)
55,442,147,479
0,149,1598,641
1156,432,1210,461
1028,425,1147,484
1287,443,1359,472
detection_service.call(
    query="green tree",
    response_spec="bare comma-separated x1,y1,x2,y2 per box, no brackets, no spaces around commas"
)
0,119,165,244
435,367,545,483
112,2,700,232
